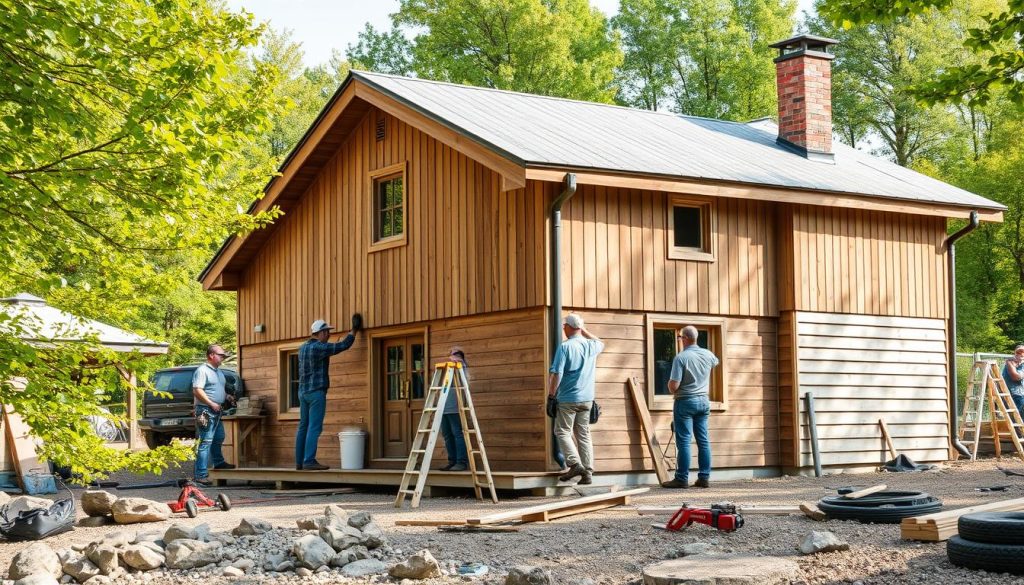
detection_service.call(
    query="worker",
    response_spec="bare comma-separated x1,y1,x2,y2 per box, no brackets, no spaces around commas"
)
547,313,604,485
662,325,719,489
1003,344,1024,415
193,344,235,485
439,347,470,471
295,314,362,470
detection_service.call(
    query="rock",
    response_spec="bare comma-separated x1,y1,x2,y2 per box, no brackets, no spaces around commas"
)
230,559,254,572
359,522,386,549
274,561,294,572
82,576,112,585
232,518,272,536
324,505,349,526
61,554,101,582
672,543,716,558
137,541,164,554
120,545,165,571
99,532,132,548
10,543,61,581
296,516,324,531
293,534,335,569
320,524,364,551
222,567,243,578
59,575,73,585
81,491,118,517
346,511,372,529
77,516,112,528
6,496,51,518
111,498,171,524
339,559,388,578
506,566,552,585
85,544,118,576
295,567,313,577
389,550,442,580
798,531,850,555
642,555,800,585
14,575,59,585
163,524,195,544
164,540,223,569
133,531,163,544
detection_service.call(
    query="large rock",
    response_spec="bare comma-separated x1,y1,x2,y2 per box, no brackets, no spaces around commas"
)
111,498,170,524
6,496,52,518
164,539,222,569
84,544,118,576
232,518,272,536
296,516,325,531
642,555,800,585
389,549,441,580
163,523,195,544
506,566,553,585
81,491,118,517
9,543,61,580
14,575,59,585
324,505,349,526
60,553,101,583
360,522,386,549
339,558,388,578
292,534,335,570
346,511,372,529
120,545,164,571
798,531,850,555
319,524,363,551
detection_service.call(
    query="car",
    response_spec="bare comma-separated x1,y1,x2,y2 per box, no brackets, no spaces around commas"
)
138,364,243,449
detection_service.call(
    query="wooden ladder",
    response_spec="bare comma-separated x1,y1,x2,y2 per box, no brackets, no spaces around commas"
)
959,361,989,460
960,360,1024,461
394,361,498,508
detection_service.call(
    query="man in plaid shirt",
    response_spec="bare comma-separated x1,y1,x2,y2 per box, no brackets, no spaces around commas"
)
296,314,363,470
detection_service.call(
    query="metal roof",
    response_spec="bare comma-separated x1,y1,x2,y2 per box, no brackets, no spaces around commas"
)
354,70,1004,212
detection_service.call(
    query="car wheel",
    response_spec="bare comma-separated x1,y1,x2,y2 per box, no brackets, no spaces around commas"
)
948,535,1024,574
817,491,943,523
144,432,172,450
958,512,1024,545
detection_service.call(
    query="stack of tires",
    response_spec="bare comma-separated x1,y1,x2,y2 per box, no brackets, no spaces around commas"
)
948,512,1024,575
816,491,943,523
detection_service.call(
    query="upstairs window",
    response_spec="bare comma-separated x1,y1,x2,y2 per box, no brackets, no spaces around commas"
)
668,196,715,261
369,162,408,251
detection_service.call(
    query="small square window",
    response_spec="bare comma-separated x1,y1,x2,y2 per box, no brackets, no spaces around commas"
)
369,162,409,252
279,348,300,414
667,197,715,261
646,315,727,411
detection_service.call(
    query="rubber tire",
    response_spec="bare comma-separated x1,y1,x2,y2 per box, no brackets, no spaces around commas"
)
817,491,942,523
948,535,1024,574
218,493,232,511
185,500,198,518
958,512,1024,545
144,432,171,450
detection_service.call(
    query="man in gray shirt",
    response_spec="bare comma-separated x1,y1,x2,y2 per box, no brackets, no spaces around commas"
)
193,344,233,484
663,326,720,489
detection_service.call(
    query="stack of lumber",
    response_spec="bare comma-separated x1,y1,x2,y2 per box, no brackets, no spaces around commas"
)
901,497,1024,541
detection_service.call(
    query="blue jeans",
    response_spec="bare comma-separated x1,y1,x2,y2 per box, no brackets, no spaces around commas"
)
440,413,468,466
194,405,225,479
295,390,327,466
1011,392,1024,417
673,395,711,482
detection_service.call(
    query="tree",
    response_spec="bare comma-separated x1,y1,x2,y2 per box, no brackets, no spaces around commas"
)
347,24,414,76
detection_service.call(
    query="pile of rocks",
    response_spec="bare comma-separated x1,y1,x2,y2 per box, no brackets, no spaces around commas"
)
79,491,169,527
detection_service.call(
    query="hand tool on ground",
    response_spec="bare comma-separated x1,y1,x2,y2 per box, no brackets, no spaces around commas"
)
166,479,231,518
665,503,743,532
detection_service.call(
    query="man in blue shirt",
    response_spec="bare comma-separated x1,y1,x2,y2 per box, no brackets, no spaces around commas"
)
295,314,362,470
1002,344,1024,416
663,325,720,489
547,313,604,484
192,344,233,485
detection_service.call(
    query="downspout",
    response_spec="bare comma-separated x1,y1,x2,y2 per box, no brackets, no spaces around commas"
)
549,173,578,360
945,210,979,459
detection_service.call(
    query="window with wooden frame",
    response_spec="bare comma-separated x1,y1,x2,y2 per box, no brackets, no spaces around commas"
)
667,196,715,261
278,346,302,417
369,162,408,251
645,315,727,411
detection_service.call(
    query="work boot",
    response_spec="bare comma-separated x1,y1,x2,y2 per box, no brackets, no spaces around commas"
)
661,478,689,489
439,463,455,471
448,463,468,472
195,477,213,487
302,462,329,471
694,478,710,488
214,463,236,470
558,463,585,482
578,473,593,485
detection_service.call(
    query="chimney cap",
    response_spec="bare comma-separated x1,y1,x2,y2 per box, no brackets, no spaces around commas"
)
769,34,839,62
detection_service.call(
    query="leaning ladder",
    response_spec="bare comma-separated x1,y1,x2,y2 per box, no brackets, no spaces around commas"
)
394,361,498,508
960,360,1024,461
959,361,989,460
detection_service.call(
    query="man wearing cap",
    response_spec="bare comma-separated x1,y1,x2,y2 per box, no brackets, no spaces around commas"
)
295,314,363,470
547,313,604,484
193,344,234,485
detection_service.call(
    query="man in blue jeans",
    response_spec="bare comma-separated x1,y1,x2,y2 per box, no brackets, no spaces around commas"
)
193,344,234,485
1002,344,1024,415
663,325,720,489
295,315,362,470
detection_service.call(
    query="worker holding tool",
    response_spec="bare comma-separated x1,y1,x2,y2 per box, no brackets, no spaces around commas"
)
1002,344,1024,415
663,325,719,489
193,344,235,486
295,315,362,471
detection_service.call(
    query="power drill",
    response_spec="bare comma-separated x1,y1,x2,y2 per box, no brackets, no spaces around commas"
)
665,503,744,532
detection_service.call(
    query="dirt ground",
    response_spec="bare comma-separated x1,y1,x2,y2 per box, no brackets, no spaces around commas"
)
6,459,1024,584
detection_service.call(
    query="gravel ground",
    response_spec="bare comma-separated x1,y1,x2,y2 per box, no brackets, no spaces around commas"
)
5,459,1024,584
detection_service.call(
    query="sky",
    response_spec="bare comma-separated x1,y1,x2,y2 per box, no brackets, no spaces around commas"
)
225,0,816,69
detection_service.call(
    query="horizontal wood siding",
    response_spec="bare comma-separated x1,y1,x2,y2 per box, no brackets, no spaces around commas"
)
793,311,949,468
559,187,776,317
236,109,547,346
577,310,779,472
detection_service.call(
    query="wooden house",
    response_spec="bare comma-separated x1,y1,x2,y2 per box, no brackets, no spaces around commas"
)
200,36,1004,485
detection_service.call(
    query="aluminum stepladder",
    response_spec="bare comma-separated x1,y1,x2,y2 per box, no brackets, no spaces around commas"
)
959,360,1024,461
394,361,498,508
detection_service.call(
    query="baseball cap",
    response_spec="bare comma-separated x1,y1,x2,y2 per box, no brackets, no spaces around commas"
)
310,319,334,334
564,314,584,329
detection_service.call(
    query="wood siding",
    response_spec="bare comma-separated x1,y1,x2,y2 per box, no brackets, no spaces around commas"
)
786,311,949,469
236,109,548,346
578,310,779,473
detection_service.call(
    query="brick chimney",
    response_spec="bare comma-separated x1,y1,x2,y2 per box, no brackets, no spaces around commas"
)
768,34,839,163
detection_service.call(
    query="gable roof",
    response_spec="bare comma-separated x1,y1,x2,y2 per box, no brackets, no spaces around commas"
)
200,70,1004,289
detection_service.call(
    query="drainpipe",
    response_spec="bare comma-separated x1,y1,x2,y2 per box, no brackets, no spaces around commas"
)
549,173,577,360
945,210,979,459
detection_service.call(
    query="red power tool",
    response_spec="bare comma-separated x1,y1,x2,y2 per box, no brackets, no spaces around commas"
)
666,503,743,532
166,479,232,518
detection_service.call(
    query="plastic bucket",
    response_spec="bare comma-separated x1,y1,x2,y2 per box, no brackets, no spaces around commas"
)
338,430,366,470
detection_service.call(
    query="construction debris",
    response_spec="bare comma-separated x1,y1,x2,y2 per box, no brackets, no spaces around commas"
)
465,487,649,525
842,484,887,499
901,496,1024,541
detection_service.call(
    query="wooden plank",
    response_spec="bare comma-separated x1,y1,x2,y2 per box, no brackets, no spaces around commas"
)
843,484,887,499
466,487,650,525
627,377,671,484
879,419,898,459
395,519,468,526
900,497,1024,541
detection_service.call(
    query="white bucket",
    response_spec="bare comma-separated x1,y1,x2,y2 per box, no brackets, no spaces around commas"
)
338,430,366,470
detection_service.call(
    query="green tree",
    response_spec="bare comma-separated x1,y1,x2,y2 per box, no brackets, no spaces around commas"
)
348,24,414,76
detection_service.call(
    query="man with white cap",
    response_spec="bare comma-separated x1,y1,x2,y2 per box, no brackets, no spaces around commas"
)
547,313,604,484
295,314,363,470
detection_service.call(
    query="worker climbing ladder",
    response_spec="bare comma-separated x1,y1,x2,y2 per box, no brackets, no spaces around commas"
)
959,360,1024,461
394,361,498,508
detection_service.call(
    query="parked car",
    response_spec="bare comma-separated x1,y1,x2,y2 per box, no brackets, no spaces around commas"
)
139,364,243,449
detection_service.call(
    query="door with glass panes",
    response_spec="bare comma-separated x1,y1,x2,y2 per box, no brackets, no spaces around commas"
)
380,336,426,458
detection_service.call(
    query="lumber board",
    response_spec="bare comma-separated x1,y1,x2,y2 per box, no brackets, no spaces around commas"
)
900,497,1024,541
843,484,887,499
879,419,898,460
395,519,468,526
627,377,671,484
467,487,650,525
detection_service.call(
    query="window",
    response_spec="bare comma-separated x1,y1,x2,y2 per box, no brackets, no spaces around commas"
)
278,347,301,415
369,162,408,251
667,196,715,261
645,315,727,411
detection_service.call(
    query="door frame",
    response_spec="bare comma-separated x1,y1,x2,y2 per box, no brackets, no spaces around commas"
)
367,324,429,464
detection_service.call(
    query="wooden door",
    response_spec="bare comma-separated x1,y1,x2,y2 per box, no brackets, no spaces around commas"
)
381,336,427,458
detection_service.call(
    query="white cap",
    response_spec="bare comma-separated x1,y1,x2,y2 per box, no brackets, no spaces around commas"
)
310,319,333,334
564,314,584,329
